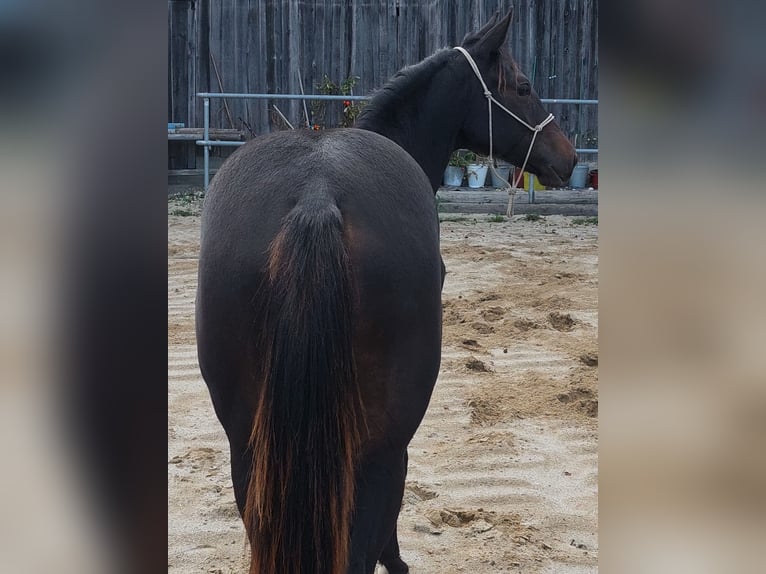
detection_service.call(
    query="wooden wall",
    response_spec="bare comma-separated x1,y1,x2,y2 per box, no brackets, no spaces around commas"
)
169,0,597,143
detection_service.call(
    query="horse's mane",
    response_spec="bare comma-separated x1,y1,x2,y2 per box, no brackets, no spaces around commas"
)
359,46,520,124
359,48,454,122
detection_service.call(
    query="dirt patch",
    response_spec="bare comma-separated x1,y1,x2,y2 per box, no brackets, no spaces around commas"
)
471,321,495,334
168,317,196,346
169,447,218,470
557,388,598,417
481,306,506,322
465,356,493,373
478,293,501,302
513,318,541,331
466,430,516,449
548,311,576,332
468,397,504,425
406,482,439,502
557,388,594,404
424,508,524,531
461,338,482,350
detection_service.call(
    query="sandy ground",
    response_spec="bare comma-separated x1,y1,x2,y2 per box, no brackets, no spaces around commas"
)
169,208,598,573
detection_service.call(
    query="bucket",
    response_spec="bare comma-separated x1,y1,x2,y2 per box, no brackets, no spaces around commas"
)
467,164,489,188
490,165,512,187
589,169,598,189
443,165,464,186
569,163,589,188
516,169,545,190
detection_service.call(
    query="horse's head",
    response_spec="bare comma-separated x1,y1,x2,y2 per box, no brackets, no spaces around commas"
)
455,11,577,187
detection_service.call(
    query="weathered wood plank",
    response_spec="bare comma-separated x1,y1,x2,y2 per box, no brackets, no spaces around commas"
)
169,0,191,125
437,203,508,215
170,0,597,141
171,128,245,140
438,189,598,204
511,203,598,216
195,0,210,126
435,201,597,216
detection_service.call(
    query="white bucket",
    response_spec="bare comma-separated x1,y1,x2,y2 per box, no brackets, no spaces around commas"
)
443,165,464,186
490,165,512,187
569,163,589,188
467,164,489,188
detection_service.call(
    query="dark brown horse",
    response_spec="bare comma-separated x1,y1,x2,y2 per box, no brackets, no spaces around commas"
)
196,11,576,574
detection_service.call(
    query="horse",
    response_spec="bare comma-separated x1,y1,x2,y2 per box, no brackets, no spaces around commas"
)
195,10,576,574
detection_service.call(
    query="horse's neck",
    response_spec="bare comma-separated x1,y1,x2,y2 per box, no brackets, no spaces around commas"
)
357,57,467,192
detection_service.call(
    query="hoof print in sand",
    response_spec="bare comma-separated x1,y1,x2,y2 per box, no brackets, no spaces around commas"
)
548,311,576,332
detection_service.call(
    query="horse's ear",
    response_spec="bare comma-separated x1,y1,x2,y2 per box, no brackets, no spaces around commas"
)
460,11,501,47
475,9,514,54
477,10,502,37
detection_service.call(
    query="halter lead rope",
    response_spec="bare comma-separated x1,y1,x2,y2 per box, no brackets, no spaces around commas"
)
454,46,555,214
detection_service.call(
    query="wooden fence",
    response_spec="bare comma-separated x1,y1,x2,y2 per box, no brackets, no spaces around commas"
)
169,0,597,144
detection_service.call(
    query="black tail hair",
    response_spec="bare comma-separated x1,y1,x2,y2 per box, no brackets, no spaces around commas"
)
244,201,364,574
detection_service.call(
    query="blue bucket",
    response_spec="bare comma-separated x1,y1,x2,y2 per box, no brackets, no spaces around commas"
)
569,163,589,188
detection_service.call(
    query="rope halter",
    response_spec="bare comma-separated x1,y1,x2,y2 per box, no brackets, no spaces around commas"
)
454,46,555,196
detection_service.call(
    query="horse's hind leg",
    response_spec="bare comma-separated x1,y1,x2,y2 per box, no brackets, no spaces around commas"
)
347,448,408,574
378,452,409,573
379,523,408,573
205,384,254,521
228,434,251,519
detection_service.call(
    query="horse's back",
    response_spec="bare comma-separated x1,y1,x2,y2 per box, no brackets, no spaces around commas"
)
200,128,436,241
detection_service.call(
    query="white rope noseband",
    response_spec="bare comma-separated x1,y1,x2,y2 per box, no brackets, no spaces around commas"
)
454,46,555,213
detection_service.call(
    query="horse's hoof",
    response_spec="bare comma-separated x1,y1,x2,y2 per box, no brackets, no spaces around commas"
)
380,557,409,574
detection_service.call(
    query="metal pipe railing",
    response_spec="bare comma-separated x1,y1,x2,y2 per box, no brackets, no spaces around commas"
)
203,97,210,188
194,92,598,198
196,92,597,104
197,92,369,101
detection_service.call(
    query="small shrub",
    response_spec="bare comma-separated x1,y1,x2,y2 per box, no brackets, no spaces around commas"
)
448,151,469,168
439,216,470,223
169,208,196,217
312,75,366,128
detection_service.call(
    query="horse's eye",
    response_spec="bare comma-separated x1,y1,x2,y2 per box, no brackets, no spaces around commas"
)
517,83,531,97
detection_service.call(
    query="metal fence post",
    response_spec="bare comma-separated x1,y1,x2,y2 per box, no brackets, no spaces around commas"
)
203,97,210,190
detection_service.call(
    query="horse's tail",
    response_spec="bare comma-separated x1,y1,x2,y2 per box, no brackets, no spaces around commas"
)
244,199,364,574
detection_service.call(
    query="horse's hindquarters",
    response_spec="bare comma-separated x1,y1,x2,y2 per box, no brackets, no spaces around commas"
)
195,129,442,569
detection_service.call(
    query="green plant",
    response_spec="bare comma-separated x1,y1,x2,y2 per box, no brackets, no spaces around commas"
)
524,213,544,221
340,98,365,127
170,208,196,217
448,151,469,168
438,216,472,223
488,214,506,223
572,216,598,225
173,190,204,205
575,130,598,149
464,152,489,166
168,190,204,217
311,75,366,129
